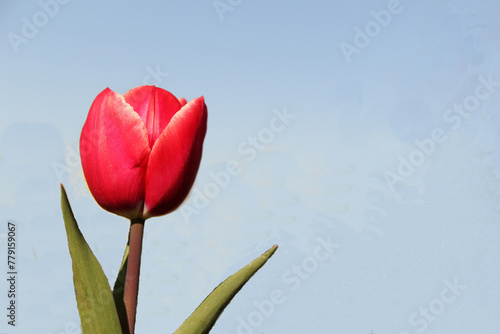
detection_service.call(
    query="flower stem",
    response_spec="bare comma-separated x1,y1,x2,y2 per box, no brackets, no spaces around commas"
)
123,218,145,334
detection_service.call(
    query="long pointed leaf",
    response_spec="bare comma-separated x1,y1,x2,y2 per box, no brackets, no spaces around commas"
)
174,245,278,334
61,184,122,334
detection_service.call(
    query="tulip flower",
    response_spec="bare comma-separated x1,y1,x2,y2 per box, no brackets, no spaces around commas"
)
61,85,276,334
80,85,207,220
79,85,207,333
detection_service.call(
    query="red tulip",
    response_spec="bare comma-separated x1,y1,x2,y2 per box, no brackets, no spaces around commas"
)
80,86,207,220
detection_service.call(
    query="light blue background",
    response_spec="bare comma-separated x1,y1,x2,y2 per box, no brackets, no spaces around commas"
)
1,0,500,333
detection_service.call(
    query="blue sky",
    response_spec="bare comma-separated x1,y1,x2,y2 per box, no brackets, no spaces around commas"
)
1,0,500,333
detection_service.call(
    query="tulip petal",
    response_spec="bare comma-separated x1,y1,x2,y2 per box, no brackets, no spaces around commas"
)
144,96,207,217
80,88,151,219
178,97,187,106
124,86,182,148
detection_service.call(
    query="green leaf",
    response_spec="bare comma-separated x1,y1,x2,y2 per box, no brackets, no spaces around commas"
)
61,184,122,334
113,242,130,333
174,245,278,334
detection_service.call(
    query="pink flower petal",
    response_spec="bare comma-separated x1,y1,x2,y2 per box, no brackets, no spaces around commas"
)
144,96,207,217
123,86,182,148
80,88,151,219
178,97,187,106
